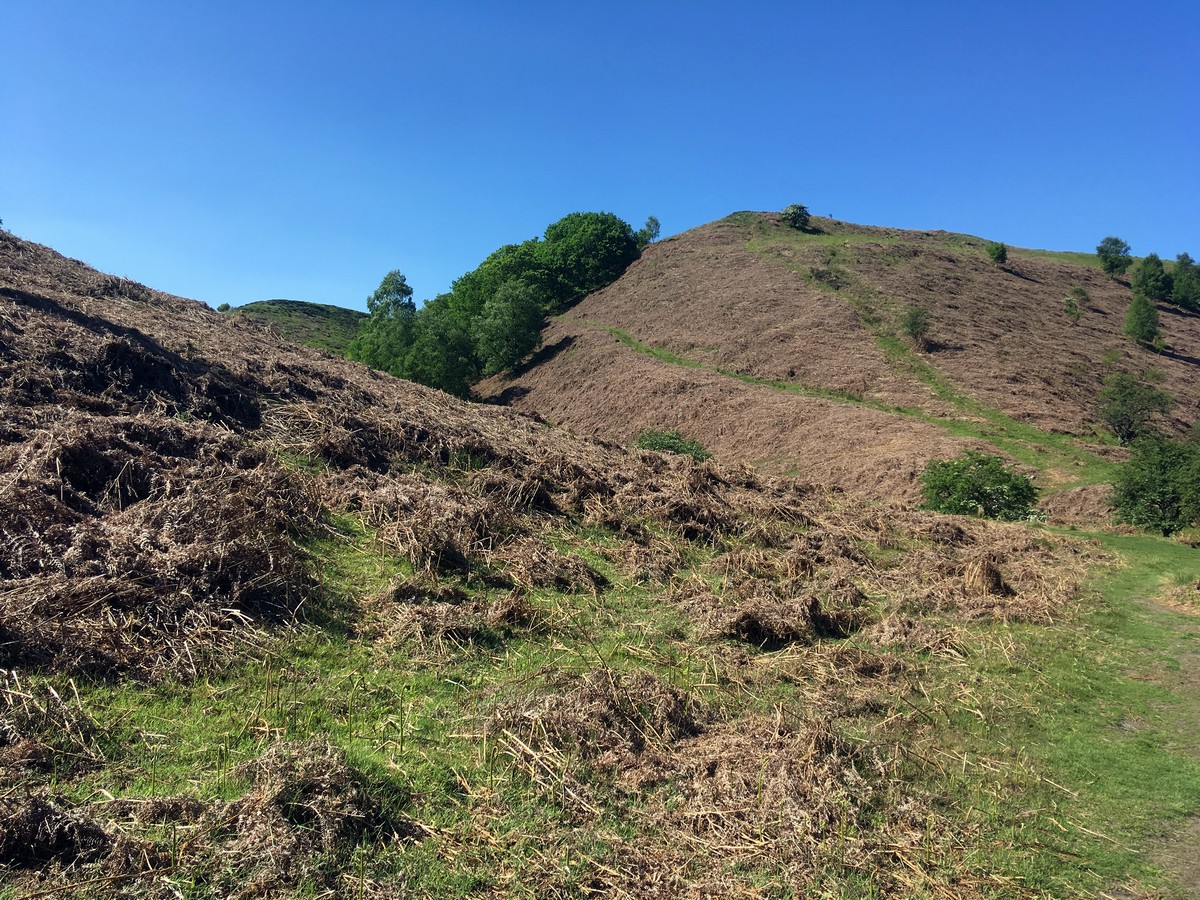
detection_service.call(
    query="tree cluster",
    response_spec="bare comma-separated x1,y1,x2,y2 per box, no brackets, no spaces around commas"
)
348,212,656,396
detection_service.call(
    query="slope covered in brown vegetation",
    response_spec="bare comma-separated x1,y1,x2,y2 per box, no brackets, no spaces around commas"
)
480,212,1200,502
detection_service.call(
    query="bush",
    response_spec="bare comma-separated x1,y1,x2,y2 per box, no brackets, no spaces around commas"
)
1063,286,1087,324
1112,436,1200,536
920,451,1038,521
216,302,232,313
1132,252,1172,301
902,306,931,350
987,242,1008,265
780,204,811,230
1097,372,1171,443
1124,291,1160,346
634,429,712,462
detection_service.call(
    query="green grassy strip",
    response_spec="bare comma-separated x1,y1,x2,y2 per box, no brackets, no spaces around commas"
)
920,531,1200,897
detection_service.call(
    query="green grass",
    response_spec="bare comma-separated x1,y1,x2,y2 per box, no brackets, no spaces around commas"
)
228,298,366,354
913,531,1200,897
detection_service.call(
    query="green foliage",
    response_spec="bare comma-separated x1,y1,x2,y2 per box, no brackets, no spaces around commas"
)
1063,286,1087,324
919,450,1038,520
633,429,712,461
1112,436,1200,535
471,279,546,377
1124,291,1160,346
1170,252,1200,311
233,299,366,353
347,270,417,376
902,305,932,349
216,302,231,312
349,211,644,395
1131,252,1172,302
780,204,811,230
1097,236,1133,276
402,297,476,398
1097,372,1171,443
541,211,640,307
987,242,1008,265
635,215,661,250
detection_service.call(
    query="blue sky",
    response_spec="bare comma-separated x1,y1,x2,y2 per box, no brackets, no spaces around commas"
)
3,1,1197,311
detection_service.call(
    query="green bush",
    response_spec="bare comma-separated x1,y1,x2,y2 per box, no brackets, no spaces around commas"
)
902,305,932,350
216,302,232,313
920,451,1038,521
1097,372,1171,443
1123,291,1160,346
634,429,712,462
1063,286,1087,324
1097,236,1133,276
987,242,1008,265
1112,436,1200,536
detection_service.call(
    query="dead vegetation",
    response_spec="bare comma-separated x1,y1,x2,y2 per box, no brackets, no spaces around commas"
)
0,229,1108,896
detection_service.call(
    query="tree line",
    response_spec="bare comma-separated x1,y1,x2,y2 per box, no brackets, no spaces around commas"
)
347,211,659,397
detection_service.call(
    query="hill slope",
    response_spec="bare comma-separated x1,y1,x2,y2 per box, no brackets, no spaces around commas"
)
481,212,1199,503
226,297,365,353
2,229,1198,897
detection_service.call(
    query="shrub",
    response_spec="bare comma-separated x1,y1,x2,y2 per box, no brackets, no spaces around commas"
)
634,429,712,462
780,204,811,230
216,302,232,313
1063,286,1087,324
987,242,1008,265
920,451,1038,521
1124,291,1160,346
902,306,931,350
1097,372,1171,443
1112,436,1200,536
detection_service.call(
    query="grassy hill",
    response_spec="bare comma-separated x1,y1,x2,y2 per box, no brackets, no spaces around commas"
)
1,228,1199,897
226,298,365,354
480,212,1199,511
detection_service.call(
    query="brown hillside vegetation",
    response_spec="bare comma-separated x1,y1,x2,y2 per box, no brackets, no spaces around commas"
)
480,212,1199,498
0,229,1132,896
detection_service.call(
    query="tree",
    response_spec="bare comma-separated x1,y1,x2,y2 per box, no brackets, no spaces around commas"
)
1112,436,1200,536
347,270,418,376
471,279,546,376
216,302,232,313
540,211,640,308
1097,236,1133,276
1097,372,1171,443
1124,291,1160,346
920,451,1038,521
1171,252,1200,311
987,242,1008,265
1132,252,1172,302
635,216,661,250
781,204,811,230
1063,286,1087,324
902,306,931,350
403,298,476,398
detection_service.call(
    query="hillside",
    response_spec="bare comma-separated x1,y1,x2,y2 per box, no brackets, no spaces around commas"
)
225,298,365,354
480,212,1199,505
2,229,1199,897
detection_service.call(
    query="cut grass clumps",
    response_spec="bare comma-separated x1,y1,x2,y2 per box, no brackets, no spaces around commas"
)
634,428,712,462
921,450,1038,521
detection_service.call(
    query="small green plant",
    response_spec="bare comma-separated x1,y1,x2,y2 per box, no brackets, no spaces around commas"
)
634,429,712,461
920,451,1038,521
1063,286,1088,324
902,305,932,350
987,242,1008,266
780,204,811,230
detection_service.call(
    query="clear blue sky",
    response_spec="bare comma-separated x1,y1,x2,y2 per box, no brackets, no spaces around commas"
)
3,1,1197,311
